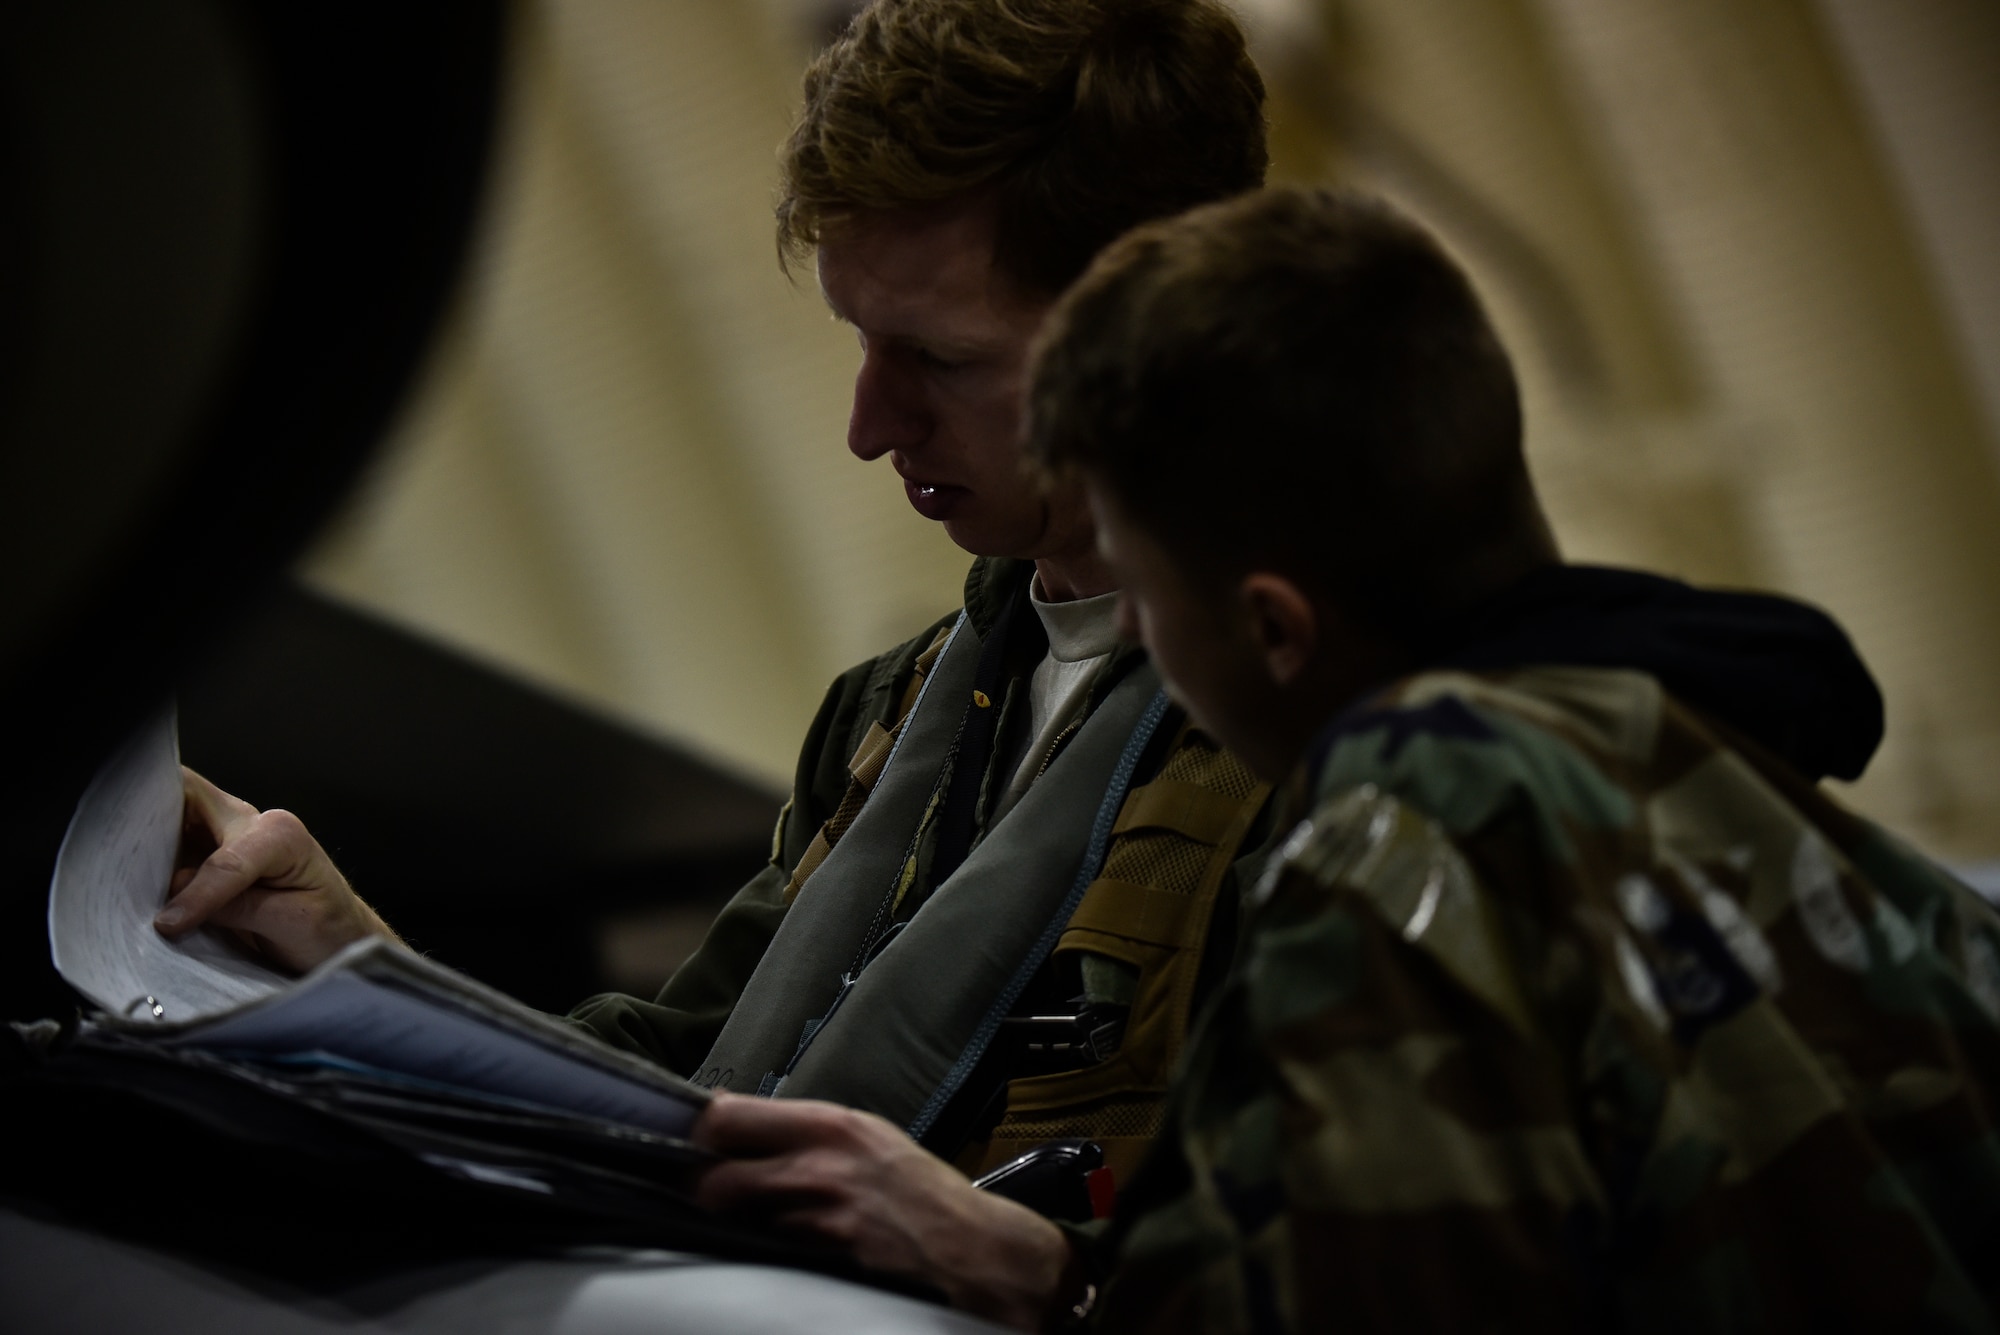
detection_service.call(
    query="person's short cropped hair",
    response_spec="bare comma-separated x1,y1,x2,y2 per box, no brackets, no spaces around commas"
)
777,0,1269,296
1027,185,1548,631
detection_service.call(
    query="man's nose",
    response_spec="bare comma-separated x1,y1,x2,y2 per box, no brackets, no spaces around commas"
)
848,349,927,461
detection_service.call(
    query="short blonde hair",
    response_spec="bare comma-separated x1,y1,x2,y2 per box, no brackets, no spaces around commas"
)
777,0,1268,296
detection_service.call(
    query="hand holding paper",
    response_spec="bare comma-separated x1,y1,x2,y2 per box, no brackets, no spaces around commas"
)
50,711,708,1138
158,767,401,974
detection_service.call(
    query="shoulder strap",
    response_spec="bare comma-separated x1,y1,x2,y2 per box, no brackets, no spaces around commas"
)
783,623,954,904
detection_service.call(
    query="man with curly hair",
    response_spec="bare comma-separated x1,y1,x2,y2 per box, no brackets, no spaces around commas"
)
163,0,1278,1195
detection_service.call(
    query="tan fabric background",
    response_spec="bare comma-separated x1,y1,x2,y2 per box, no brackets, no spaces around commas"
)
302,0,2000,862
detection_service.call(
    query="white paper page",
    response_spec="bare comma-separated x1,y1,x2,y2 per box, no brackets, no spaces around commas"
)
171,948,700,1137
48,710,287,1023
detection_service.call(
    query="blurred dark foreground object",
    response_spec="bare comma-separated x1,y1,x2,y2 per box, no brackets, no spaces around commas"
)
0,10,962,1328
0,1,504,1015
0,1203,979,1335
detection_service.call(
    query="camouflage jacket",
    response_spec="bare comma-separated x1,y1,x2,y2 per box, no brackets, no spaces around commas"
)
1096,665,2000,1332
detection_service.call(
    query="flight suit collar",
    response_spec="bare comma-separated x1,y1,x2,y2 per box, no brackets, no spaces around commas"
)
962,556,1147,700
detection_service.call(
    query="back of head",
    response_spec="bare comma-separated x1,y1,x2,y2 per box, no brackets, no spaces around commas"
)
778,0,1269,296
1029,186,1553,634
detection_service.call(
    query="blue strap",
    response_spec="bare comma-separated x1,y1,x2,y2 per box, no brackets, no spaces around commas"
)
906,688,1174,1139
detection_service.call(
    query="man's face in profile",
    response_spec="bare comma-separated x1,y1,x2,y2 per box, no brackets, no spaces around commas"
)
817,201,1093,564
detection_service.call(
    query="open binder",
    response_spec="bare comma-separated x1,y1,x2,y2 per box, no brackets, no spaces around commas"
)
8,713,887,1287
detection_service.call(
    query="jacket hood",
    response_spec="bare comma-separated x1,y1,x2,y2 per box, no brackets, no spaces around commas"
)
1416,564,1884,782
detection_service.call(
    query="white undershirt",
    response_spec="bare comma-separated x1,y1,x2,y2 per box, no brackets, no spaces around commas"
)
993,579,1122,822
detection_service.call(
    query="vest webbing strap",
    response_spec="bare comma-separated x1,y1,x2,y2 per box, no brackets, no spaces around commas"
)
1111,777,1253,846
1058,877,1205,949
783,624,953,904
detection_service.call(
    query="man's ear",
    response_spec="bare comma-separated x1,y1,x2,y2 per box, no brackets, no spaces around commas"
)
1238,572,1319,687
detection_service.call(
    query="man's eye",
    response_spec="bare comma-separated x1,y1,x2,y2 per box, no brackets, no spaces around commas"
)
916,348,967,372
